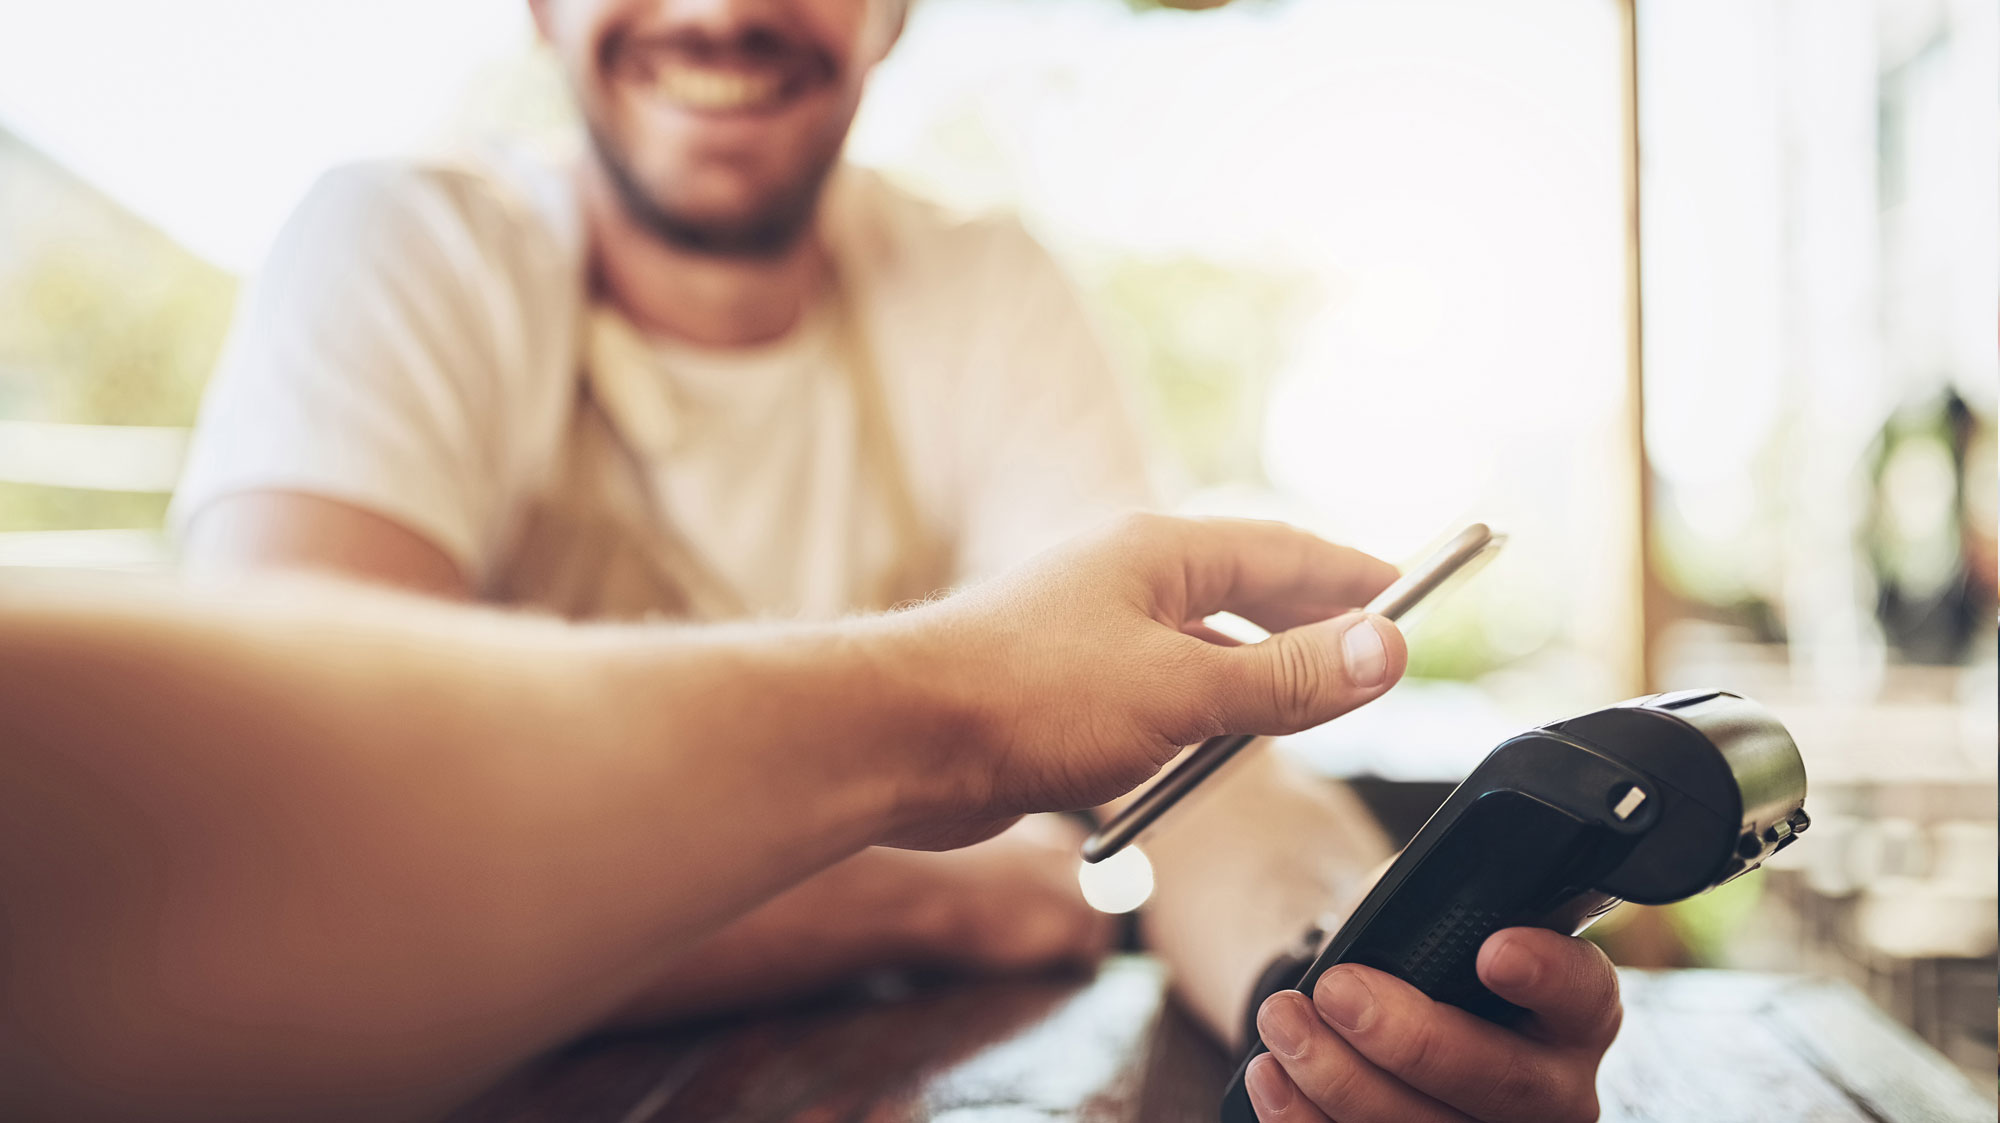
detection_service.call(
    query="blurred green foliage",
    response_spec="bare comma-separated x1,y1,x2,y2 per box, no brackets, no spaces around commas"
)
0,482,170,531
0,128,237,534
1401,603,1505,681
1085,255,1312,488
1664,871,1765,963
1,246,234,428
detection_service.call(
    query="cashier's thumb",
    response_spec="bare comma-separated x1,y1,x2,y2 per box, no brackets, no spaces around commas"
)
1212,612,1406,735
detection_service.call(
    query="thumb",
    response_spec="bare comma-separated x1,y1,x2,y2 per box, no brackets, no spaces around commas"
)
1210,612,1407,735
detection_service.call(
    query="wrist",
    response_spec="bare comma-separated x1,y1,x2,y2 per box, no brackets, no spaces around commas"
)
575,621,924,863
844,611,1000,841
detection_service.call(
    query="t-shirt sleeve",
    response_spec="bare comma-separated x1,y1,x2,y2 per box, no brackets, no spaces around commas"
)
952,227,1159,584
171,162,566,582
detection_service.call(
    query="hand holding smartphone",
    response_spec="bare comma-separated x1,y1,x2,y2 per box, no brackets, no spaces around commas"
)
1080,523,1505,864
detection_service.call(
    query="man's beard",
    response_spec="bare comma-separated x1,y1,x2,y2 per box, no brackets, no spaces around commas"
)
588,125,840,260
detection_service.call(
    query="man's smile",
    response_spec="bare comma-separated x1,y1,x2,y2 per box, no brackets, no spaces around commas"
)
615,34,835,118
653,59,787,113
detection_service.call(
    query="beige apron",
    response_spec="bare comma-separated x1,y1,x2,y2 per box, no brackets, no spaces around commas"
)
490,281,948,623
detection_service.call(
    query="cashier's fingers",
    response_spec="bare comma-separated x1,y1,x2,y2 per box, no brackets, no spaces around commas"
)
1476,927,1624,1048
1245,1055,1333,1123
1309,964,1604,1123
1253,992,1471,1123
1244,1055,1333,1123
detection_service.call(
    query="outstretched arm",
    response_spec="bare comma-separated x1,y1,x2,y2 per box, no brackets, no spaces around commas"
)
184,492,1122,1018
0,578,936,1123
0,514,1405,1122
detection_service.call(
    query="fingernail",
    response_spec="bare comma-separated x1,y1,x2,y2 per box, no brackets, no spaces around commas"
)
1316,969,1376,1033
1246,1053,1294,1115
1341,615,1388,688
1484,936,1539,991
1257,993,1313,1059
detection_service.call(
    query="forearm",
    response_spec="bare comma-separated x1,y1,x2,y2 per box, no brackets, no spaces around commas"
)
603,849,945,1026
1134,742,1392,1048
602,842,1002,1027
607,817,1115,1028
0,577,948,1121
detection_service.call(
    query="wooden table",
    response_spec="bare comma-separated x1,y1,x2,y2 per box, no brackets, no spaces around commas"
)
449,958,1994,1123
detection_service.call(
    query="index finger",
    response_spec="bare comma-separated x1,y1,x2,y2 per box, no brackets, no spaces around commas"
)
1476,928,1624,1049
1309,964,1590,1123
1172,517,1400,633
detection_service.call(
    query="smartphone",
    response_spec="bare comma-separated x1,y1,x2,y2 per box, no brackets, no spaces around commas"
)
1080,523,1506,864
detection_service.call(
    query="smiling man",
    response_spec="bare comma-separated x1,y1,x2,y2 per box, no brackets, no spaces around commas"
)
173,2,1620,1120
180,0,1155,1018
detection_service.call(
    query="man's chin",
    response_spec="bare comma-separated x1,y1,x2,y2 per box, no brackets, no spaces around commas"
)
645,204,818,259
597,156,828,261
583,105,851,259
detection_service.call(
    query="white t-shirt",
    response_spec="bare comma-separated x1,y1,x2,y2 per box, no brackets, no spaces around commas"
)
174,151,1153,620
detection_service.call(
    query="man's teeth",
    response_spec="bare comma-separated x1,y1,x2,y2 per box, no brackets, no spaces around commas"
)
653,63,785,111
